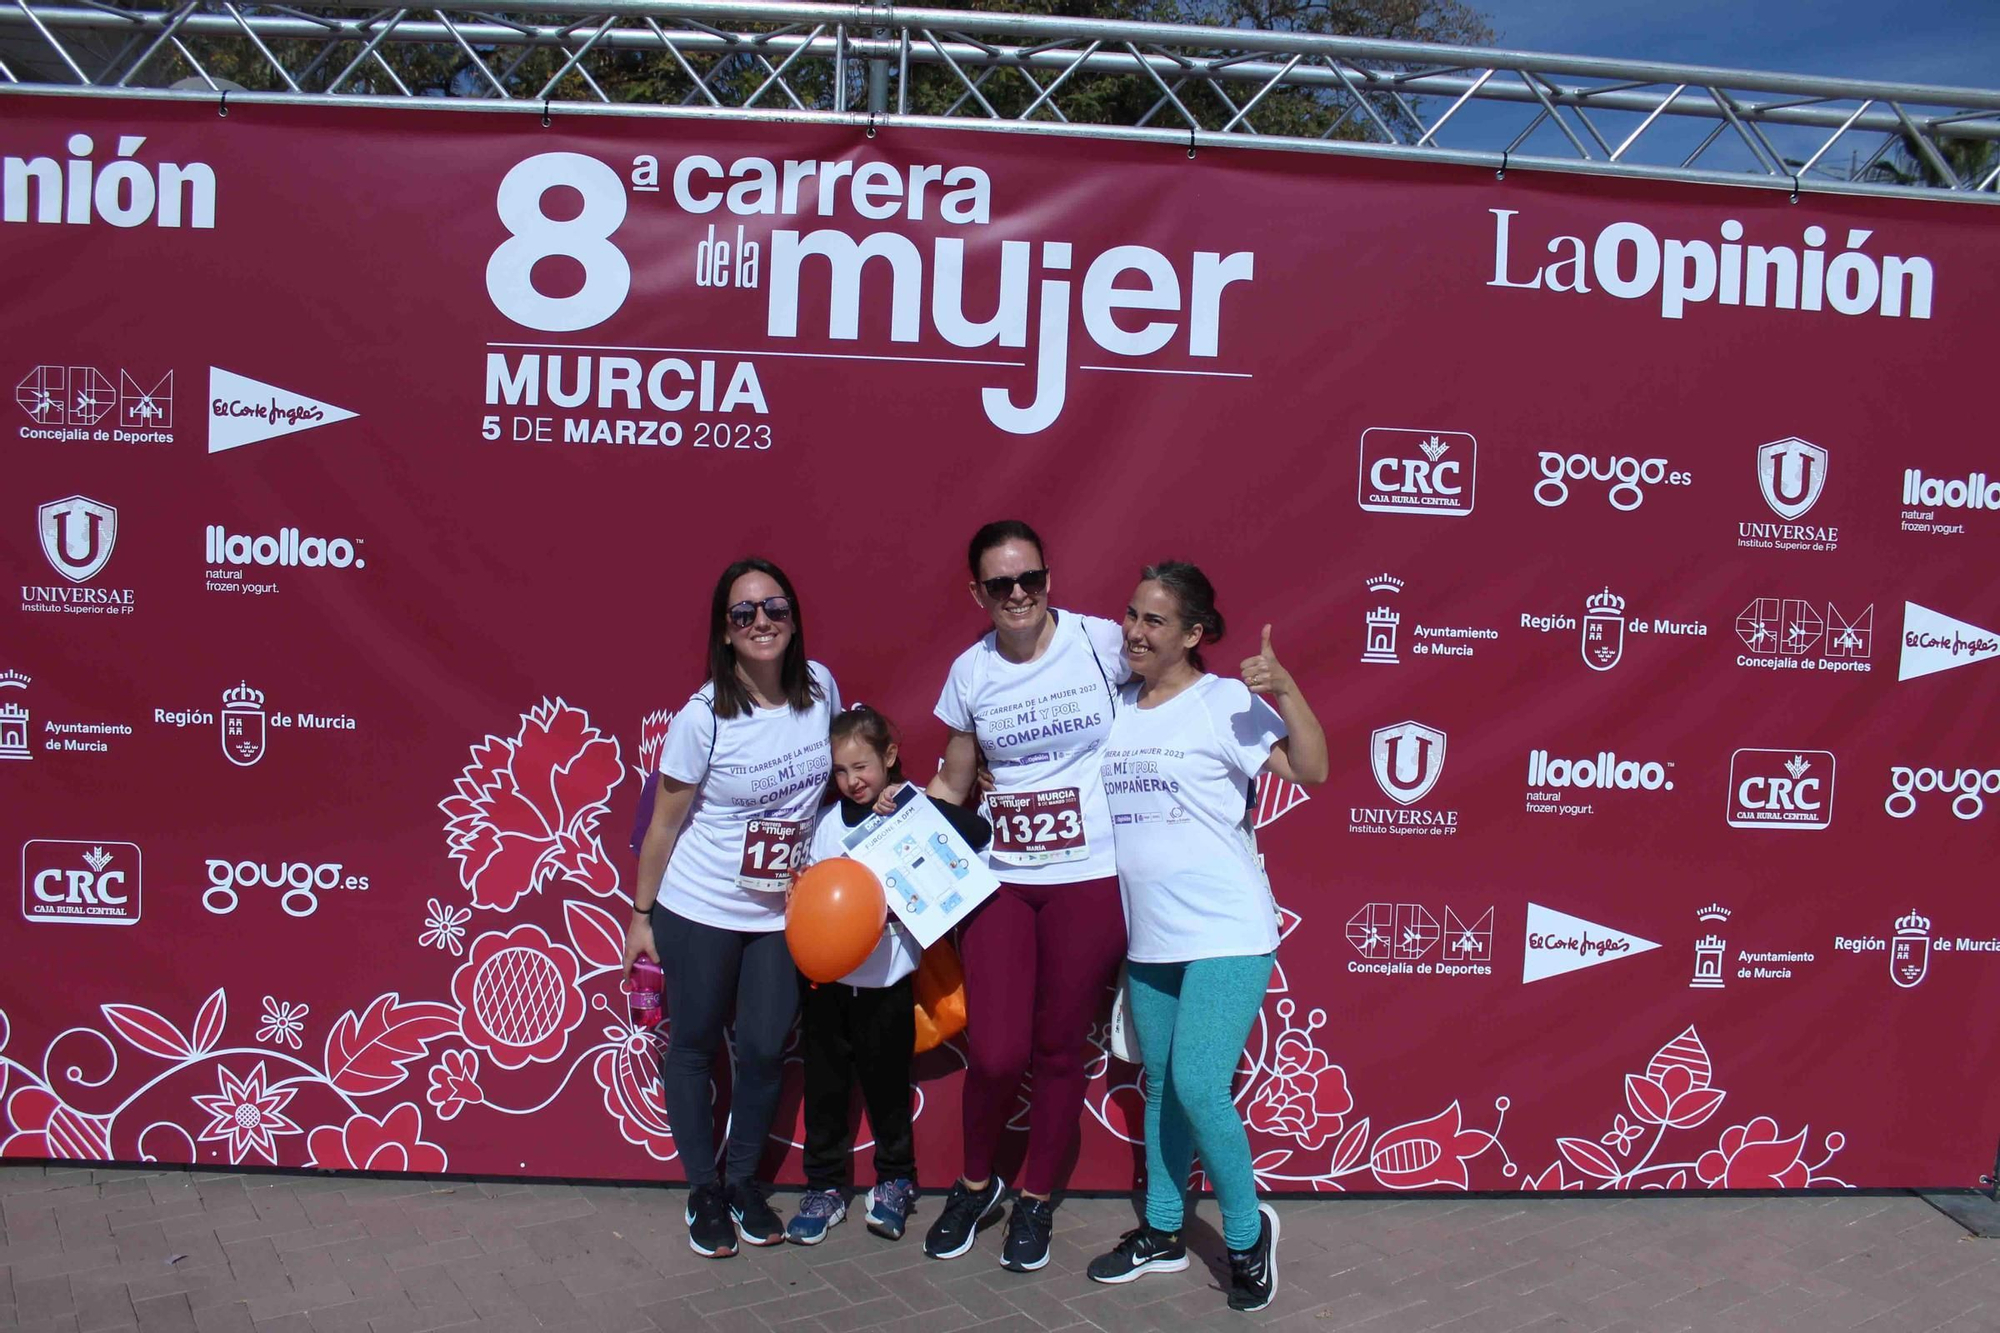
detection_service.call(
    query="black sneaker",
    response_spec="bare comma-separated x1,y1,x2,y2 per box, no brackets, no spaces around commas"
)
999,1195,1056,1273
684,1183,738,1259
727,1180,785,1247
1086,1225,1188,1284
922,1175,1005,1260
1226,1203,1280,1312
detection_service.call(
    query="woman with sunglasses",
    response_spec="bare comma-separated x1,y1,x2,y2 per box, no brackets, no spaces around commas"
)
921,520,1129,1273
625,557,840,1260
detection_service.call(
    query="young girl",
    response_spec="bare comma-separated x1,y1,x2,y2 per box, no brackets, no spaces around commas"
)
787,705,991,1246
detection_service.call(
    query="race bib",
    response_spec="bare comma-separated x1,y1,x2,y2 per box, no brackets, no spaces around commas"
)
987,788,1087,866
736,818,806,891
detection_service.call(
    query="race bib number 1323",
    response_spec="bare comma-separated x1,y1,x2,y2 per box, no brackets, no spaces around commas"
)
987,788,1087,866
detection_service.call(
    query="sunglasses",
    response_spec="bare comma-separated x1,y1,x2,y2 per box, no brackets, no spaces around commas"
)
979,568,1050,601
726,596,794,628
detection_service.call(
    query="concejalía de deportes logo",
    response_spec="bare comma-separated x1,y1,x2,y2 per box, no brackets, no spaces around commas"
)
481,150,1259,435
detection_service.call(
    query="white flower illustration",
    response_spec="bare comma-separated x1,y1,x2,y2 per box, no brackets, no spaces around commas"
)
255,997,309,1050
420,897,472,955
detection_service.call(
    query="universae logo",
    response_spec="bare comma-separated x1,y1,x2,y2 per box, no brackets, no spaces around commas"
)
1370,721,1446,805
37,494,117,583
1757,437,1827,520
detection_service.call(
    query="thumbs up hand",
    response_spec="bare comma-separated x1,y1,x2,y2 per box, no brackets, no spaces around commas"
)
1240,623,1296,698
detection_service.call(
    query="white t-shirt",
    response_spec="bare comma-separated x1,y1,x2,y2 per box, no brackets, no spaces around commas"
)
654,661,839,932
1101,674,1286,964
934,610,1126,885
804,794,922,988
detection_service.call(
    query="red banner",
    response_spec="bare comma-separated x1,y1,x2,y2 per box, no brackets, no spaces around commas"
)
5,96,1998,1192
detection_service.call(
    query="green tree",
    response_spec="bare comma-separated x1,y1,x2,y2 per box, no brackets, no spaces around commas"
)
180,0,1492,141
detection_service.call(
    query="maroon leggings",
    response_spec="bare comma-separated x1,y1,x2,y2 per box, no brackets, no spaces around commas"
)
956,875,1127,1197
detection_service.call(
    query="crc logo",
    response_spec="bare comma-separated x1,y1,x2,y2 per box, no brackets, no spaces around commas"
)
1357,428,1476,517
37,494,118,582
1370,720,1446,805
1726,748,1836,830
1757,437,1828,520
1884,765,1999,820
1534,453,1690,510
22,840,141,925
203,858,366,917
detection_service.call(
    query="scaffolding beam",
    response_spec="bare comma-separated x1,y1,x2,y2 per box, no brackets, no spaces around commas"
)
2,0,1995,203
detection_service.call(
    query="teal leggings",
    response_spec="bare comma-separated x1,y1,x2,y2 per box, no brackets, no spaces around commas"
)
1126,954,1273,1250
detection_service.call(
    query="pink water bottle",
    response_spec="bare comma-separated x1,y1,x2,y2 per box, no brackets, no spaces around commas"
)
627,957,664,1028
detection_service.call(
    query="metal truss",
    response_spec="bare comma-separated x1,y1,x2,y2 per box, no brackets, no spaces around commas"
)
3,0,1998,203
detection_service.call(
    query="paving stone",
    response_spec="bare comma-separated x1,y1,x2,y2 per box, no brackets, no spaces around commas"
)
190,1304,254,1333
133,1294,199,1333
14,1167,2000,1333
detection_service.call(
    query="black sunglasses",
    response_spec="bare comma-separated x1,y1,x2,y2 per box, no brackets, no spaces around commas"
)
980,568,1049,601
726,596,794,628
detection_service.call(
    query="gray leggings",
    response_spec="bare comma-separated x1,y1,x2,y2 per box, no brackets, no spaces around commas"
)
652,905,800,1187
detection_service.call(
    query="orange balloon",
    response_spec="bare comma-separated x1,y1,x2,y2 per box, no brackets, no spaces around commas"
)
786,857,889,983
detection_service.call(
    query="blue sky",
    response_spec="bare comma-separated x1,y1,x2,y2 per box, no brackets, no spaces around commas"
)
1428,1,1998,174
1477,0,2000,90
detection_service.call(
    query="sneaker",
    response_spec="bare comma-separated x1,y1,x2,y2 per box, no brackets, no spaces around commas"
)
865,1178,918,1240
922,1176,1005,1260
999,1195,1056,1273
1086,1225,1188,1284
683,1182,738,1259
785,1188,847,1246
1225,1203,1280,1312
727,1180,785,1247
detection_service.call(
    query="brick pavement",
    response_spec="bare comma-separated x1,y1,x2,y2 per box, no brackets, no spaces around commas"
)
4,1166,1996,1333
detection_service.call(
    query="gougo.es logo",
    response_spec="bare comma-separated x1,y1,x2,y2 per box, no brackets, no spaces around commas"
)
202,858,368,917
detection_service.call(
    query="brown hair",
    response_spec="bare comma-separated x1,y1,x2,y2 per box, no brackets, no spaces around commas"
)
966,519,1046,578
705,556,820,719
1141,560,1226,671
828,704,907,788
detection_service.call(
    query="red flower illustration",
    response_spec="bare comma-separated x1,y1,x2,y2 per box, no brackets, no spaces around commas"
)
307,1103,447,1173
1624,1062,1727,1130
1371,1102,1495,1190
191,1063,301,1165
1696,1117,1810,1189
2,1086,112,1160
1245,1029,1351,1151
425,1050,484,1121
451,924,587,1070
593,1025,677,1161
635,708,675,780
441,699,624,912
